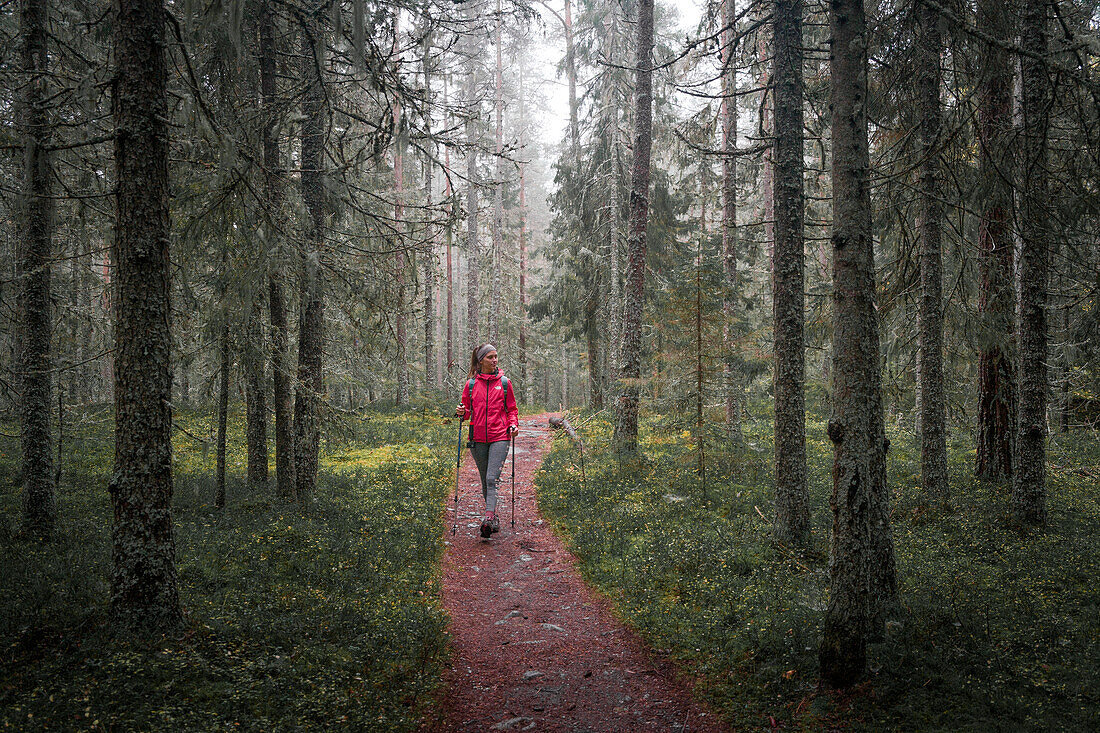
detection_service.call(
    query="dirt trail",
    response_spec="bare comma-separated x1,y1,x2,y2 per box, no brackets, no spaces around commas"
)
426,414,728,733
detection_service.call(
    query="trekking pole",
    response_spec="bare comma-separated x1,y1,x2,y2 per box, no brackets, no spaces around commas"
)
510,432,516,528
453,416,465,535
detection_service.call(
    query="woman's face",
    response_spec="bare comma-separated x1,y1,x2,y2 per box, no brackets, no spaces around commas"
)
479,350,498,373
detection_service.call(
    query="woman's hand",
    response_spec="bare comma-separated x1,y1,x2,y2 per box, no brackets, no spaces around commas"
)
508,424,518,437
455,403,466,418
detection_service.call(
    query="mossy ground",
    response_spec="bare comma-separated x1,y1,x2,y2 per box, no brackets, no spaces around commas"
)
535,407,1100,731
1,404,457,732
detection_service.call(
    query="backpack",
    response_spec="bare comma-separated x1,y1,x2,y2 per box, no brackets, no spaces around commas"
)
467,375,509,400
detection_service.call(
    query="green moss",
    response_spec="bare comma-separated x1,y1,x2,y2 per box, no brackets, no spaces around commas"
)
535,407,1100,731
0,408,454,732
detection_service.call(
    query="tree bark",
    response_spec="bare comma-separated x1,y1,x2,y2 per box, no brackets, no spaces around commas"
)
215,317,230,509
465,3,480,347
109,0,183,632
772,0,808,545
916,0,948,506
245,301,268,489
975,0,1016,481
422,37,438,391
18,0,55,540
721,0,742,443
490,0,504,345
261,0,295,500
613,0,654,453
1012,0,1050,526
295,17,326,499
819,0,897,687
393,12,410,405
518,59,529,399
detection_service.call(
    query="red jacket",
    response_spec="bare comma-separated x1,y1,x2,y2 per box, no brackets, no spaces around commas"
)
462,371,518,443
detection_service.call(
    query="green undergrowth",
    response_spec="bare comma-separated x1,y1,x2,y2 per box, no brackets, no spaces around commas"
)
0,405,455,732
535,408,1100,731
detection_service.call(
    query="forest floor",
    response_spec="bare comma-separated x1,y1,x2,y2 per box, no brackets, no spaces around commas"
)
425,414,728,733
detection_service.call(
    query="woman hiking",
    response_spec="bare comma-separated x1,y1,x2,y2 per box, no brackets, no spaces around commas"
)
455,343,519,538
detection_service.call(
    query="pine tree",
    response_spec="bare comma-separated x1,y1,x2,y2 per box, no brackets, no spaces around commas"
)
17,0,55,540
820,0,897,686
771,0,809,545
613,0,655,453
109,0,182,632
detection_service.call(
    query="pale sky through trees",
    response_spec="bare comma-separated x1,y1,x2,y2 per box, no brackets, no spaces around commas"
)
526,0,703,172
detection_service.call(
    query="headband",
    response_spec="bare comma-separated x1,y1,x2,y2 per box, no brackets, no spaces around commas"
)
476,344,497,362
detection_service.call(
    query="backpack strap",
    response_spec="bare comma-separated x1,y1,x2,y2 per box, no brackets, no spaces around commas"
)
500,376,509,394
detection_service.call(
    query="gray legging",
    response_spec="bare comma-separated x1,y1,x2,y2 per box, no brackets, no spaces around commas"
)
470,440,510,513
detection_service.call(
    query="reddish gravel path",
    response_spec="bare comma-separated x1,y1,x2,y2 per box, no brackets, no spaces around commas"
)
425,414,729,733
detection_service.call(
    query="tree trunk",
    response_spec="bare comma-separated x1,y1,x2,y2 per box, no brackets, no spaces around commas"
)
394,13,410,405
916,0,948,506
422,41,437,391
490,0,504,345
245,303,268,489
819,0,896,686
18,0,55,540
109,0,183,632
721,0,742,443
444,76,455,374
262,0,295,500
295,17,326,499
215,318,230,509
1013,0,1050,526
518,60,529,399
975,0,1016,481
771,0,808,545
613,0,654,453
465,3,480,347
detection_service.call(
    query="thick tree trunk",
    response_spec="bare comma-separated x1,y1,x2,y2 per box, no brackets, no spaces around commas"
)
975,0,1016,481
1013,0,1050,526
261,0,295,499
819,0,897,687
109,0,182,632
18,0,55,540
295,19,326,499
721,0,742,442
613,0,654,453
771,0,808,545
916,0,948,505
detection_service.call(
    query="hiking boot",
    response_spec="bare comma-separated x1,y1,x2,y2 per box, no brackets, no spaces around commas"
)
489,512,500,534
480,514,493,538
